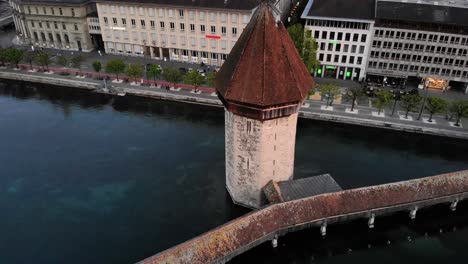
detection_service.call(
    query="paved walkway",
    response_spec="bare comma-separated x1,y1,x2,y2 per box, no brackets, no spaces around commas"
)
1,66,467,139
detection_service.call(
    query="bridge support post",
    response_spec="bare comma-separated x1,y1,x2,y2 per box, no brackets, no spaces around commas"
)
409,207,418,220
320,222,327,237
368,213,375,229
450,199,459,212
271,235,278,248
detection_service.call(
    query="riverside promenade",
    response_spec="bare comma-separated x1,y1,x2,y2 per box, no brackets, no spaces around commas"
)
0,67,467,140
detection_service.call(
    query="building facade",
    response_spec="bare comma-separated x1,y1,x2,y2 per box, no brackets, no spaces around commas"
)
9,0,96,52
302,0,468,90
95,1,255,66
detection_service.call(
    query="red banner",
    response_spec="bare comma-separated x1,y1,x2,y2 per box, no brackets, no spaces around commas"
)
205,35,221,39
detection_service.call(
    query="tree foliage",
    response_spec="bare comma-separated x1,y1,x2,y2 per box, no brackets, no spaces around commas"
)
105,60,126,80
35,52,51,71
344,86,365,111
400,94,422,118
319,83,341,107
92,61,102,78
56,55,68,67
425,97,448,122
184,70,205,91
23,51,37,69
126,63,144,82
0,48,7,66
302,30,320,73
449,100,468,126
71,55,85,74
162,67,183,87
147,64,162,81
287,24,304,53
5,48,24,68
373,90,393,115
206,72,216,87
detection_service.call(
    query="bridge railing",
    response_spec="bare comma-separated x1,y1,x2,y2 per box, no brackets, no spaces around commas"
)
138,169,468,264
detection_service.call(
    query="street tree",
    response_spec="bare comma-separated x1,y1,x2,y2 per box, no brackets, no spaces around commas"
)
425,97,448,122
126,63,144,83
449,100,468,127
23,51,36,70
344,86,365,112
400,94,422,119
287,23,304,53
184,70,205,92
5,48,24,68
56,55,68,67
35,52,51,72
105,60,126,81
319,83,341,107
206,71,216,87
71,55,85,75
147,64,162,82
92,61,102,78
0,48,7,66
373,90,393,115
162,67,183,88
302,30,320,74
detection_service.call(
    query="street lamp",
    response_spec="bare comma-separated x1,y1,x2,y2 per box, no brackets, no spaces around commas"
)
417,84,429,120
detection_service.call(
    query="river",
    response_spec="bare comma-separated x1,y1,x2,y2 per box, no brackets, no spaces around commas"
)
0,80,467,264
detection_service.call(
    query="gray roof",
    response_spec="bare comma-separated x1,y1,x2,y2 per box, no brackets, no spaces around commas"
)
376,0,468,27
302,0,376,20
276,174,342,202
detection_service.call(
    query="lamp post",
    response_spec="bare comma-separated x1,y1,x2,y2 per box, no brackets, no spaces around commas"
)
417,83,429,120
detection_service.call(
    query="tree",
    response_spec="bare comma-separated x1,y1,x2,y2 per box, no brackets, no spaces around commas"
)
373,90,393,115
56,55,68,67
105,60,126,81
162,67,183,88
344,86,365,112
5,48,24,68
92,61,102,78
425,97,448,122
147,64,162,82
71,55,85,75
400,94,422,119
35,52,51,72
0,48,6,66
206,72,216,87
23,51,37,70
184,70,205,92
287,23,304,53
302,30,320,74
319,83,341,107
449,100,468,127
126,63,144,83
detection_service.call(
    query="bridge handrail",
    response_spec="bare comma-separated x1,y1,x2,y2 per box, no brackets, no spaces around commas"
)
138,169,468,264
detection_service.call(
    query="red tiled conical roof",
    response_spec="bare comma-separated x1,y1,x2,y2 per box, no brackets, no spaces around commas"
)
216,2,314,112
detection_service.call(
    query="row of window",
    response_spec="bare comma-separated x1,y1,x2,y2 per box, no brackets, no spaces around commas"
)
374,29,468,46
368,61,468,78
313,30,367,43
102,17,238,36
26,6,75,17
371,41,468,56
369,52,468,67
318,53,363,65
104,31,235,50
307,19,371,30
31,31,70,44
319,42,365,54
29,20,78,31
100,5,249,24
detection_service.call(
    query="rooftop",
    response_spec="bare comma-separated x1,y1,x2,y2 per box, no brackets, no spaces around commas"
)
302,0,376,21
216,2,314,116
97,0,260,11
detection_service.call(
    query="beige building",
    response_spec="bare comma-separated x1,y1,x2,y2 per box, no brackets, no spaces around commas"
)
95,1,257,66
8,0,96,52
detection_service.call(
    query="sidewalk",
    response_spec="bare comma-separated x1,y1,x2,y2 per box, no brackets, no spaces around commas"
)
1,66,467,139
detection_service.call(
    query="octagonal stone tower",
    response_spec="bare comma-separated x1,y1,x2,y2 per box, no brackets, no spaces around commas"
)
215,2,314,209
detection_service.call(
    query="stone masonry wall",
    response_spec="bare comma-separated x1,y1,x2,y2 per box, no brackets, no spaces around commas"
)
225,110,298,208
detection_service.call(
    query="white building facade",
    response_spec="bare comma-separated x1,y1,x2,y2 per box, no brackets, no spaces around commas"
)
302,0,468,90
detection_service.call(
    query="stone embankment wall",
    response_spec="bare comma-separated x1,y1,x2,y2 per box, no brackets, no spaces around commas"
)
139,170,468,264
